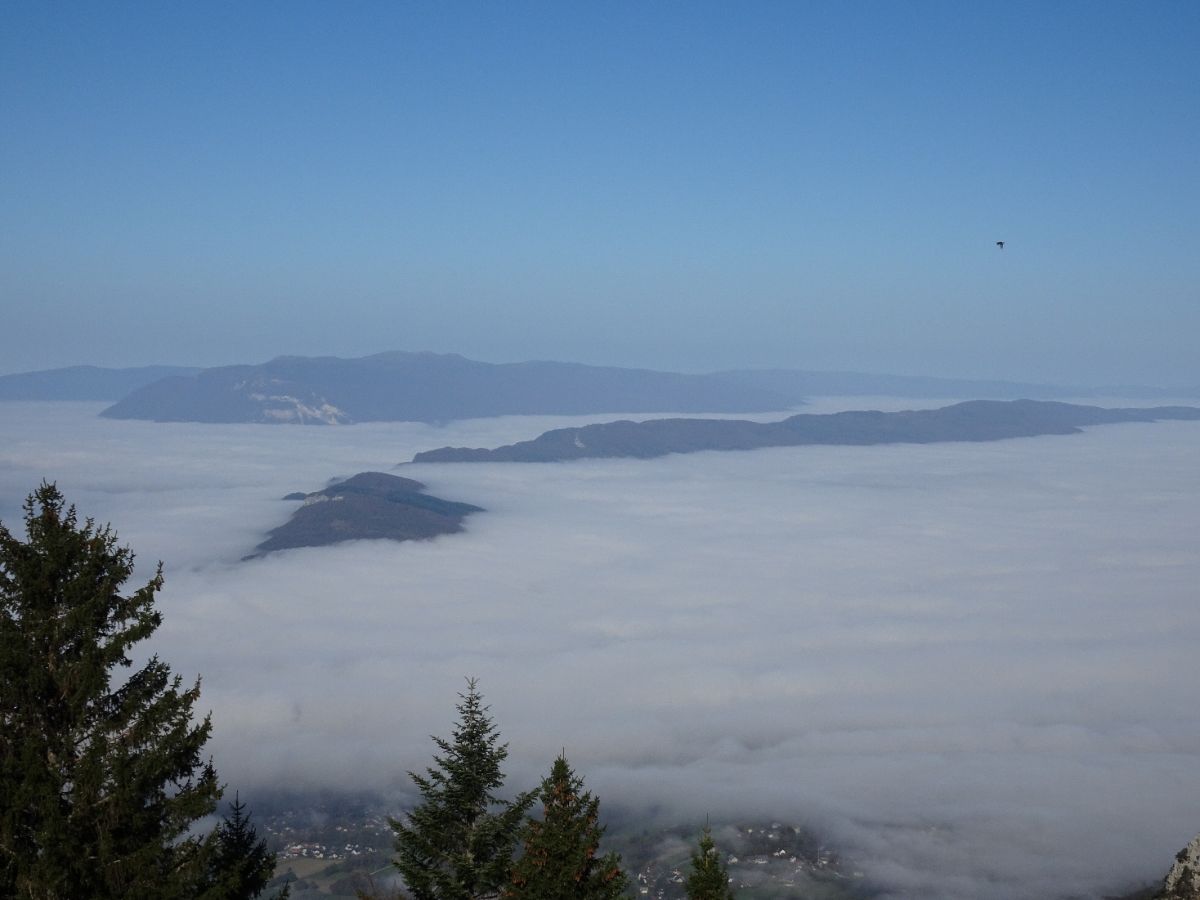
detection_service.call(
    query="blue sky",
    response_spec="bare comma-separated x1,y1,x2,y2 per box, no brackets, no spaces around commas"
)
2,2,1197,384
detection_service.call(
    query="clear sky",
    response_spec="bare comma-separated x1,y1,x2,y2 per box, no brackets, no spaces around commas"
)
2,1,1197,384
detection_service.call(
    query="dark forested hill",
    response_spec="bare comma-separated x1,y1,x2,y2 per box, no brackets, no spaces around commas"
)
412,400,1200,463
100,352,797,424
249,472,483,557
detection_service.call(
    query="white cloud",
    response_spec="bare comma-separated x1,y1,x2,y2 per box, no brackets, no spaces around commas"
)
2,401,1198,898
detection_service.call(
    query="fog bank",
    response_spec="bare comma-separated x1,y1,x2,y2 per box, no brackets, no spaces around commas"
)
2,401,1198,898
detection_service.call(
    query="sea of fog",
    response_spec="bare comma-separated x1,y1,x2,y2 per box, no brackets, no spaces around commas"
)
2,398,1198,899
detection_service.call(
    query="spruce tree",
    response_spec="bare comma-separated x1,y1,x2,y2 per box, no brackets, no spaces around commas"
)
198,794,286,900
506,756,628,900
684,827,734,900
391,679,534,900
0,483,222,898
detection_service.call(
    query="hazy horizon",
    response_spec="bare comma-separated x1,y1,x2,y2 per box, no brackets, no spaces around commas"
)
3,351,1200,393
3,4,1199,386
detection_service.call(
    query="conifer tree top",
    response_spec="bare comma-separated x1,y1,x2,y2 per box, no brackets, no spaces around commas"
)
391,678,534,900
1,483,224,898
685,826,735,900
507,754,629,900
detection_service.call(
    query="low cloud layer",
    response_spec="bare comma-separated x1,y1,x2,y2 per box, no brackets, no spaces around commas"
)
2,400,1198,898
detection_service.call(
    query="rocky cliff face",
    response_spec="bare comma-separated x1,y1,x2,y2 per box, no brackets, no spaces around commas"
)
1160,835,1200,899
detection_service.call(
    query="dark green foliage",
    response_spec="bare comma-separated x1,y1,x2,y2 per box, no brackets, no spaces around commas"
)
0,483,222,898
685,827,735,900
199,794,287,899
391,679,535,900
353,876,406,899
506,756,628,900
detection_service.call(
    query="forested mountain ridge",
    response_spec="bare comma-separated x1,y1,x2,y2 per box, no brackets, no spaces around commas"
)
412,400,1200,463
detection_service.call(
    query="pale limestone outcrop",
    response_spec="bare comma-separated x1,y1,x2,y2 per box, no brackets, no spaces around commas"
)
1161,834,1200,899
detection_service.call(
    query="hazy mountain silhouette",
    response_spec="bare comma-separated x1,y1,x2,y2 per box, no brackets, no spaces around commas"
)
14,355,1194,422
100,352,797,424
0,365,201,401
713,369,1200,399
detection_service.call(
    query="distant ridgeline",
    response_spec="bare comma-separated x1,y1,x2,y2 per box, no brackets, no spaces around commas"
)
7,353,1197,420
412,400,1200,463
0,365,200,401
98,352,799,424
248,472,482,558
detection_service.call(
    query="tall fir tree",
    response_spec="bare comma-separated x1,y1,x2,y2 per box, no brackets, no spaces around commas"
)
506,755,628,900
391,679,534,900
684,827,735,900
198,793,287,900
0,483,222,898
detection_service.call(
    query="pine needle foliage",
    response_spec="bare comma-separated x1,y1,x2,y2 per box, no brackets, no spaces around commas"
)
198,793,287,900
0,483,222,899
506,756,628,900
391,679,535,900
685,827,735,900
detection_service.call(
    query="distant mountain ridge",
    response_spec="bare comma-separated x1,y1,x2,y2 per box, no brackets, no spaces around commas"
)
100,352,798,424
715,368,1200,400
411,400,1200,463
0,365,201,401
7,354,1195,421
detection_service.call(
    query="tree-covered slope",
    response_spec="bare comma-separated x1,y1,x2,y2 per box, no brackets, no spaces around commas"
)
412,400,1200,463
250,472,483,557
